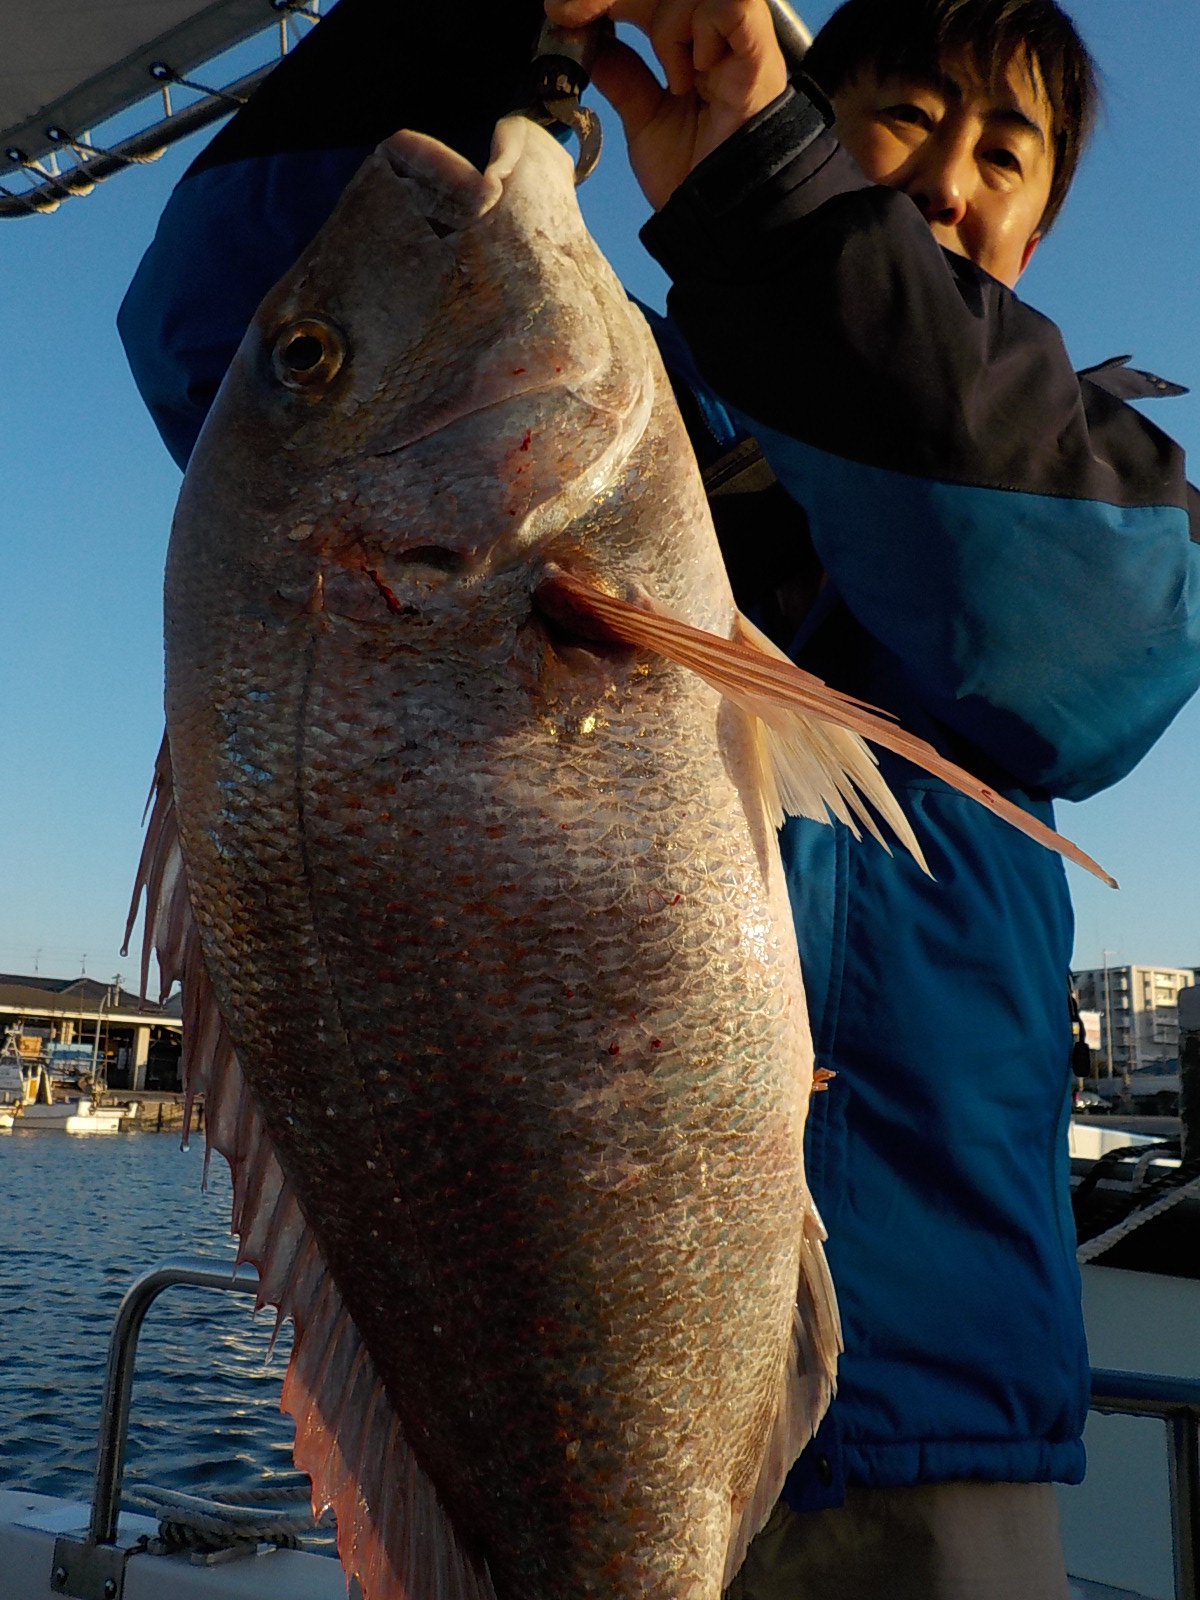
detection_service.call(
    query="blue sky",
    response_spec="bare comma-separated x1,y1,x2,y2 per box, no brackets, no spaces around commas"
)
0,0,1197,990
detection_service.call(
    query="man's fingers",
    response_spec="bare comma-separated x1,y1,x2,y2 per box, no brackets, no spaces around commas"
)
542,0,786,208
692,0,787,110
545,0,784,104
544,0,658,28
589,34,667,141
651,0,709,96
543,0,607,23
692,0,754,72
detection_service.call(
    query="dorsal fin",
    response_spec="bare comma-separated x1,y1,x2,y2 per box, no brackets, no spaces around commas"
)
126,735,498,1600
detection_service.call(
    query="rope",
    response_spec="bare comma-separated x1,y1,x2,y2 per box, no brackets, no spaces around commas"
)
148,63,250,110
1077,1170,1200,1264
128,1482,333,1553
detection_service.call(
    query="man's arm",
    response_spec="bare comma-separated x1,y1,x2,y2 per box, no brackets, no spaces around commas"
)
641,86,1200,801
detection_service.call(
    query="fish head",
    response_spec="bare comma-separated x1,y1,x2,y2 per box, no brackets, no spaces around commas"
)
170,115,661,670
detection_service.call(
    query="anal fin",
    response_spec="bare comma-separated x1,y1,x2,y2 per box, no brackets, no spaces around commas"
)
724,1203,841,1587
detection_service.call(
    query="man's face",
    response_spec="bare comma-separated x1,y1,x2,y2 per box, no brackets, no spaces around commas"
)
830,48,1056,288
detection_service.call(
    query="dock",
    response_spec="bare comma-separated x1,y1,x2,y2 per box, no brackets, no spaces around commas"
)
100,1091,204,1134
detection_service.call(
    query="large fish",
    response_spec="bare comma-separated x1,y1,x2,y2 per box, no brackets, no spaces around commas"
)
129,114,1110,1600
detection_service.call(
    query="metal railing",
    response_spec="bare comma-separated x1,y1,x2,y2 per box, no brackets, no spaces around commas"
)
1091,1368,1200,1600
51,1258,261,1600
0,68,274,218
49,1265,1200,1600
89,1257,263,1545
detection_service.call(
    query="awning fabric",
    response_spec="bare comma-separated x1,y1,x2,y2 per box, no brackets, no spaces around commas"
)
0,0,280,164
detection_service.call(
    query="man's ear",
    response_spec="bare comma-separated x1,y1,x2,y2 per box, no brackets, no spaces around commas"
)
1018,232,1043,278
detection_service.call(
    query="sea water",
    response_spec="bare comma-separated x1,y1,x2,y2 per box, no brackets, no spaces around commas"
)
0,1128,313,1529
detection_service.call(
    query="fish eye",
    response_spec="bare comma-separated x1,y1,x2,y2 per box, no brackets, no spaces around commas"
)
271,318,346,392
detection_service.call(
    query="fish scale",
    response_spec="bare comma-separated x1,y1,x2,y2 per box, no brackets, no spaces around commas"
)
183,602,810,1597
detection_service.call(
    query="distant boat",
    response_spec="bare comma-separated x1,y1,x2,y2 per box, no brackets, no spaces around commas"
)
0,1046,130,1133
16,1098,125,1134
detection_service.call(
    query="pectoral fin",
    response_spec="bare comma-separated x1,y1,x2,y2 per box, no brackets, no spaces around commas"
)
534,570,1117,889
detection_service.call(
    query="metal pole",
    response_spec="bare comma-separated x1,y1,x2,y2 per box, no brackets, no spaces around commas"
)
88,990,105,1083
1169,1408,1200,1600
89,1258,261,1546
764,0,812,73
1091,1369,1200,1600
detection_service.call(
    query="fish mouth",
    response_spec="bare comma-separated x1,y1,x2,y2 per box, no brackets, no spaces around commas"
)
364,117,641,471
377,114,558,233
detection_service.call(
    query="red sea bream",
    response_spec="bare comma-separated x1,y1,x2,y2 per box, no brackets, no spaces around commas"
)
129,114,1110,1600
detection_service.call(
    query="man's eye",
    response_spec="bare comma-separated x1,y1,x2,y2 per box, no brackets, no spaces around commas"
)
885,103,932,129
986,147,1023,175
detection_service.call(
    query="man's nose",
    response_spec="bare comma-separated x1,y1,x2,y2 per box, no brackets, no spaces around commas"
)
903,131,974,228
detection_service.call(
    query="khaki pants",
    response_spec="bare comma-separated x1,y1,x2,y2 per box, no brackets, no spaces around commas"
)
727,1484,1072,1600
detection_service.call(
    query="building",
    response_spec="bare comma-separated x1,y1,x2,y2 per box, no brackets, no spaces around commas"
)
0,973,182,1090
1072,965,1196,1074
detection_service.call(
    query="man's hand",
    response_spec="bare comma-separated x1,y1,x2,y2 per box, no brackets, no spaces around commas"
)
544,0,788,208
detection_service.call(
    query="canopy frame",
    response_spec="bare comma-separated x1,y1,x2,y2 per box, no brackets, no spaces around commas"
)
0,0,320,219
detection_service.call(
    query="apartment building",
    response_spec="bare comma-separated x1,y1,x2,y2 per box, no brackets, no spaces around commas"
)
1072,965,1196,1073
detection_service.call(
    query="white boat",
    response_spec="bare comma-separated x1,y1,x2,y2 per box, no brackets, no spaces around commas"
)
15,1098,125,1134
0,1052,26,1131
2,1060,127,1133
1,1050,132,1132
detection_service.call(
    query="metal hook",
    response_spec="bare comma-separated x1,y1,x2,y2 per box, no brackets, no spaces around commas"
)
544,96,603,184
525,18,611,184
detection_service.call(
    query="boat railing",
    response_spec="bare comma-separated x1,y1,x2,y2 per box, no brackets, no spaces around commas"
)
47,1261,1200,1600
1090,1367,1200,1600
51,1257,261,1600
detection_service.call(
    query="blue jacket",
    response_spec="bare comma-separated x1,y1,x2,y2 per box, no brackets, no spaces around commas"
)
118,4,1200,1510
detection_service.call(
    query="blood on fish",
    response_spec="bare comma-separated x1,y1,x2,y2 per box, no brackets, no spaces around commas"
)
366,569,406,614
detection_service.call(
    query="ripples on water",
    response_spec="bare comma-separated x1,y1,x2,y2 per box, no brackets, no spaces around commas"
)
0,1129,331,1544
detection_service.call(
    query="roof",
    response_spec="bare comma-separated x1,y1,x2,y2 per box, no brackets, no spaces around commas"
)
0,973,178,1021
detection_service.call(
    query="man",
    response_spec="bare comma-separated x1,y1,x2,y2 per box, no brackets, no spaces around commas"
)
563,5,1197,1595
119,1,1200,1594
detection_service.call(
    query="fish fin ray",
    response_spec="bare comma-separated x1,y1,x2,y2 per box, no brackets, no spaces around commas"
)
723,1202,842,1587
537,571,1115,887
731,612,905,852
133,734,497,1600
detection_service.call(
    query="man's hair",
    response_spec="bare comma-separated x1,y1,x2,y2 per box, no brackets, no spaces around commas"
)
802,0,1099,231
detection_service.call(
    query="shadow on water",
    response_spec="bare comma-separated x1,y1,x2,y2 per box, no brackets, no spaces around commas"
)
0,1130,333,1549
